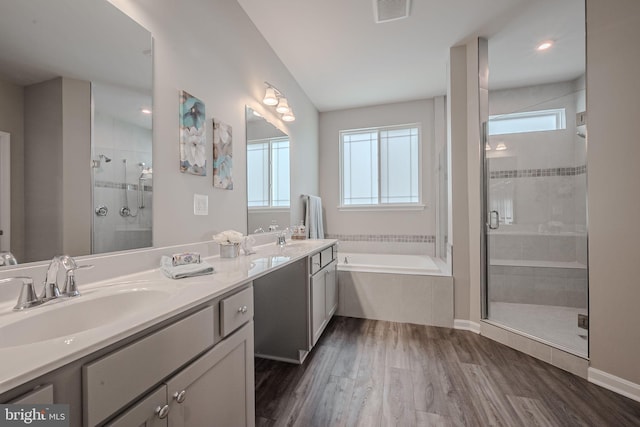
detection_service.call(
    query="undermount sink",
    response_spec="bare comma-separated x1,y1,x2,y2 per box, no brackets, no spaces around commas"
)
0,288,171,348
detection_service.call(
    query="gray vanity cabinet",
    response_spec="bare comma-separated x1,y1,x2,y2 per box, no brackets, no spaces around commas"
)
166,321,254,427
310,259,337,346
107,321,255,427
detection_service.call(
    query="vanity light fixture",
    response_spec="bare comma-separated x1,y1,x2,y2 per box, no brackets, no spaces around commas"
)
282,110,296,122
262,82,296,122
485,142,492,151
536,40,554,51
276,98,290,114
495,142,507,151
263,87,278,106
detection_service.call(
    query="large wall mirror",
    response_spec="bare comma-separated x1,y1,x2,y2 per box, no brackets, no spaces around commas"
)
245,106,291,234
0,0,153,266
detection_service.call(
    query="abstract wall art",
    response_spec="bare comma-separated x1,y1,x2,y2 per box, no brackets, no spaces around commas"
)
179,90,207,176
213,118,233,189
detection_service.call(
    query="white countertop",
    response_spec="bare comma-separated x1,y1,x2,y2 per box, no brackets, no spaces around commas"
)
0,239,336,395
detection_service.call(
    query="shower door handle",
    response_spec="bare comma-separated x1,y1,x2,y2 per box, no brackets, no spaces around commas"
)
488,210,500,230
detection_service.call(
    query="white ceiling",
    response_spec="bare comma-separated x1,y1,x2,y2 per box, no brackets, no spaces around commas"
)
237,0,585,112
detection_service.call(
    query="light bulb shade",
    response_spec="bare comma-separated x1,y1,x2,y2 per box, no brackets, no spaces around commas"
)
495,142,507,151
485,142,491,151
282,110,295,122
263,87,278,106
276,98,290,114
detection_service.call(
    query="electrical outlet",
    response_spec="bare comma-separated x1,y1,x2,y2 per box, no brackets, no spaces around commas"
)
193,194,208,215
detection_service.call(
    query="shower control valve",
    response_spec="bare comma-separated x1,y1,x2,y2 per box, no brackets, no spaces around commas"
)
119,207,131,217
95,205,108,217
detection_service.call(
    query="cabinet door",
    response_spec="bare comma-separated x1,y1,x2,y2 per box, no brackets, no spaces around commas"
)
324,260,338,320
166,322,255,427
106,386,168,427
310,270,327,346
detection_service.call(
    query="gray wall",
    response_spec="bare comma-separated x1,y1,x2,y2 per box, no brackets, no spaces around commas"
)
0,78,25,262
24,77,91,262
586,0,640,385
109,0,319,244
24,78,63,262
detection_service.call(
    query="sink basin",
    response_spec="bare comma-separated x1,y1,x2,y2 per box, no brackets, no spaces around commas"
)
0,289,171,348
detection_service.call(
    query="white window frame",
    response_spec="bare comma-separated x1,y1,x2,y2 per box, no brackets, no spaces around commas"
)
247,137,290,210
488,108,566,136
338,123,424,211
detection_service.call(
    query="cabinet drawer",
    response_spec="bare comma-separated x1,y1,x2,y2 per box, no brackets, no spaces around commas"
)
310,253,321,274
320,247,335,267
83,307,214,426
220,287,253,338
10,384,53,404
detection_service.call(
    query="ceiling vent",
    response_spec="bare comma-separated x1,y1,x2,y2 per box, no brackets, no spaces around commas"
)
374,0,411,23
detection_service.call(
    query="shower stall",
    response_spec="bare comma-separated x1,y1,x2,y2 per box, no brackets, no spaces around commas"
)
481,0,588,357
91,83,153,254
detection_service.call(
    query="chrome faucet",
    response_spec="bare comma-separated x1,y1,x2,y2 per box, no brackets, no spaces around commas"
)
40,256,63,302
276,230,287,246
1,255,93,311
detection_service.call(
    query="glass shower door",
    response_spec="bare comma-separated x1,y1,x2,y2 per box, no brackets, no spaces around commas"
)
484,85,588,357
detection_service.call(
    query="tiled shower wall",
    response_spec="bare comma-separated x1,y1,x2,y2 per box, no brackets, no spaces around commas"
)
487,78,588,308
92,112,152,254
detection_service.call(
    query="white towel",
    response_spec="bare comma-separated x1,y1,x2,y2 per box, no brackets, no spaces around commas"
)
306,195,324,239
160,256,214,279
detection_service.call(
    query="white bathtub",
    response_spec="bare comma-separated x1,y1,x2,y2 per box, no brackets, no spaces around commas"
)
336,252,453,326
337,252,445,276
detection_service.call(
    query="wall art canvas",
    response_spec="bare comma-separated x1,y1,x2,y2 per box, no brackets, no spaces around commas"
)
213,118,233,189
179,90,207,176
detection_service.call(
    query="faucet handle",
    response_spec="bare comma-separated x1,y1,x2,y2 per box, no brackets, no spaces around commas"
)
62,264,94,297
0,276,43,311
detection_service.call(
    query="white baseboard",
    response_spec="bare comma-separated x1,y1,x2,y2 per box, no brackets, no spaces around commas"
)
454,319,480,334
588,367,640,403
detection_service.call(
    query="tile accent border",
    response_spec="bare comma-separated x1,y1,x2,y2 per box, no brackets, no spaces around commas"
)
588,368,640,403
95,180,153,192
490,165,587,179
326,234,435,243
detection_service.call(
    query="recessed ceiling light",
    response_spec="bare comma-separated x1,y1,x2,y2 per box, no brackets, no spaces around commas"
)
141,108,152,115
536,40,554,51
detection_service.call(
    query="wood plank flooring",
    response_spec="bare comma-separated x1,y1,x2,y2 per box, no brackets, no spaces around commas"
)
255,316,640,426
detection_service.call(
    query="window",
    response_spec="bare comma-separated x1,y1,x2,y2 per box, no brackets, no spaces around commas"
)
340,124,421,208
247,137,290,208
488,108,566,136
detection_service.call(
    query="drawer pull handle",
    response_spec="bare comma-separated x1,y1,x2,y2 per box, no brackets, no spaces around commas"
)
173,390,187,403
155,404,170,419
238,305,248,314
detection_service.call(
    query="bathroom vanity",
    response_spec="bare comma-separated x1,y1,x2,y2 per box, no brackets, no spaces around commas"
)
0,239,336,426
253,243,337,363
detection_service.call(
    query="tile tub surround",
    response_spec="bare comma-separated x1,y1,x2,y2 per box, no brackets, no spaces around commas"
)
0,239,337,393
337,270,454,327
327,234,436,256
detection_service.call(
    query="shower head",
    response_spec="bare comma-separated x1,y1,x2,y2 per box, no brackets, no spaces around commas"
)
92,154,112,168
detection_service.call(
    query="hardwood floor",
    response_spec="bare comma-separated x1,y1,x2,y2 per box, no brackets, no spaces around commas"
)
254,316,640,426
